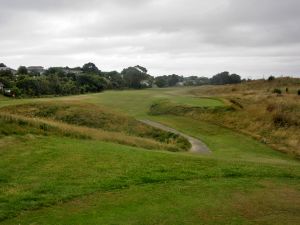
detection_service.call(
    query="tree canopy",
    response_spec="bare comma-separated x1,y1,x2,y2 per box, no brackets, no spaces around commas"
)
210,72,241,85
1,62,243,97
82,62,99,74
17,66,28,75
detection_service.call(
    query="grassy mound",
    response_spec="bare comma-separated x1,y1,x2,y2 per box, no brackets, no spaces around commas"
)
1,102,190,151
189,78,300,157
149,100,233,116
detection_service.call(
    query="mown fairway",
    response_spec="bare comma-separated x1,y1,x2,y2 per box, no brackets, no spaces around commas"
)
0,87,299,225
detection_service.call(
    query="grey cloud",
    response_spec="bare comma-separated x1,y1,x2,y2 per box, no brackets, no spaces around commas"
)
0,0,299,77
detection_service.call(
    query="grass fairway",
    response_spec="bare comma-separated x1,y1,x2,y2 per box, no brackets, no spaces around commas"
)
1,136,299,225
67,88,224,117
1,87,300,224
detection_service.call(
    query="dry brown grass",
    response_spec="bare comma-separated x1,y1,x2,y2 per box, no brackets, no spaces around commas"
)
232,181,300,224
1,101,191,151
188,78,300,157
0,112,179,151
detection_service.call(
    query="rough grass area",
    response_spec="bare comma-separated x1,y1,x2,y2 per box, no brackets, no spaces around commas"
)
0,114,169,151
150,99,300,157
149,99,233,116
187,78,300,157
1,102,190,151
0,136,299,224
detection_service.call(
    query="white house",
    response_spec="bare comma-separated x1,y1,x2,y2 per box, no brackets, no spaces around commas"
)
27,66,45,74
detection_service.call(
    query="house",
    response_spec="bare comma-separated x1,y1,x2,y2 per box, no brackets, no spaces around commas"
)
27,66,45,74
0,66,10,72
0,66,17,74
176,81,185,87
62,67,82,74
140,80,152,87
3,88,12,97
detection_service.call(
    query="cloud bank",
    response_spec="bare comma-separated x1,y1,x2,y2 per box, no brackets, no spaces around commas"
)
0,0,299,77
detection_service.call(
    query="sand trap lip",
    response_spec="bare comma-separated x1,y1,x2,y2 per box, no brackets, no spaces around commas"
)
139,119,211,154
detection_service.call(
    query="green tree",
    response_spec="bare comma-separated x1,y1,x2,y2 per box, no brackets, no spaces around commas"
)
0,70,14,88
210,72,230,85
16,77,44,96
168,74,183,86
76,74,107,93
121,66,149,89
82,62,99,74
17,66,28,75
229,74,241,84
104,71,125,89
155,76,168,88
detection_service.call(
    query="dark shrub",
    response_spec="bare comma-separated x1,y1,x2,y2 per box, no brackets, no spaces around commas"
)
273,88,282,94
268,76,275,81
273,112,299,127
273,113,289,127
298,89,300,95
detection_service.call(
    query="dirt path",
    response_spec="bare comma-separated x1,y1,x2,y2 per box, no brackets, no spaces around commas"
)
139,120,211,154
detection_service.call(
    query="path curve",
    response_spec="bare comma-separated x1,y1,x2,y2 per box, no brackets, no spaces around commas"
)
139,120,211,154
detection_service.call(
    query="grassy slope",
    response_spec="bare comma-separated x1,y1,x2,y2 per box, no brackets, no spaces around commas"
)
0,102,190,151
189,78,300,156
56,87,298,161
1,136,299,225
0,88,300,224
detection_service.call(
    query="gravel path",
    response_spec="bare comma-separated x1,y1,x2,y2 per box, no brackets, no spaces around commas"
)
140,120,211,154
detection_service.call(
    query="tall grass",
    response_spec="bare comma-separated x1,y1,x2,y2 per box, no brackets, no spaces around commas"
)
0,112,182,151
1,101,190,151
156,78,300,157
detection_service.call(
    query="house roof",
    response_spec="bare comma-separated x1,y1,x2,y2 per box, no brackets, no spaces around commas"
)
0,67,10,71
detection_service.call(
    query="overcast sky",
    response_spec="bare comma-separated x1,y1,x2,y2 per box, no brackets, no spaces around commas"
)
1,0,300,78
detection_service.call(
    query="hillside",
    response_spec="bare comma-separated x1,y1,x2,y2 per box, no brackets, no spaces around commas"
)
0,86,299,225
188,77,300,157
0,102,190,152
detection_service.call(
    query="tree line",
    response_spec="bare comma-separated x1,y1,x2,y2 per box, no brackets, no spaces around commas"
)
0,62,241,97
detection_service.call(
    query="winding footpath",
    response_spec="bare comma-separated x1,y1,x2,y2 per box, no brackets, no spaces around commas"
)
139,120,211,154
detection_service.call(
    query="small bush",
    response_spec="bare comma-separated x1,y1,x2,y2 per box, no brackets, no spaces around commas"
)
273,112,299,127
273,88,282,94
268,76,275,81
298,89,300,95
273,113,288,127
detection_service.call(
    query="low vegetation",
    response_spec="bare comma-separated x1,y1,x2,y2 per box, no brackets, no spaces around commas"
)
1,102,190,151
187,77,300,157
